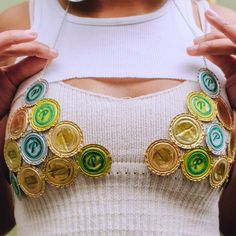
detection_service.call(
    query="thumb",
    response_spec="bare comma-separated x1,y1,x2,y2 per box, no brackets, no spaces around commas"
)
3,56,48,87
205,55,236,78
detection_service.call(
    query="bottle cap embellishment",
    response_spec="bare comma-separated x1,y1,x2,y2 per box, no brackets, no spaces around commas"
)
206,123,227,156
24,80,48,106
29,99,60,132
182,147,213,182
9,172,22,199
169,113,204,149
216,97,234,131
145,139,181,176
209,157,230,188
187,92,216,122
227,131,236,163
4,139,22,172
47,121,83,158
8,107,28,140
198,68,221,98
76,144,112,178
20,131,48,166
44,156,78,188
17,166,45,198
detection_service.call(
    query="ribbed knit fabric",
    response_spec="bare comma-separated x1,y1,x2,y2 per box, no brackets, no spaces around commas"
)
6,0,227,235
8,77,222,236
26,0,224,83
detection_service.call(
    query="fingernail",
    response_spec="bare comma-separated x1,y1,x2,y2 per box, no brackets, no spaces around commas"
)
205,9,226,24
187,45,198,52
206,9,220,19
24,30,37,38
193,35,204,43
50,48,59,57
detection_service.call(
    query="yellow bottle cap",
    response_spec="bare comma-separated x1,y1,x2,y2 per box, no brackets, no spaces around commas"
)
169,113,204,149
29,98,60,132
187,91,216,122
209,157,230,188
145,139,181,176
44,156,78,188
4,139,22,172
47,121,83,158
17,166,45,198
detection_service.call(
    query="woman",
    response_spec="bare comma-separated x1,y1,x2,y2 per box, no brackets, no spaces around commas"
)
1,0,236,235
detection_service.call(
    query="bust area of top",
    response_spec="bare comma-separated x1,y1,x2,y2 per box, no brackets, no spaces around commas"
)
49,0,204,99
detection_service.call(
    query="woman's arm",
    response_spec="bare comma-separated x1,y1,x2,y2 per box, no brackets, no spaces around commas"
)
0,116,15,236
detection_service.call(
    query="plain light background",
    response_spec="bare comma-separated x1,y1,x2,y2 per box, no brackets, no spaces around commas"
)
0,0,235,236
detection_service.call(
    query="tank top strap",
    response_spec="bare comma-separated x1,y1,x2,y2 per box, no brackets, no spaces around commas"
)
193,0,212,33
28,0,42,31
173,0,208,36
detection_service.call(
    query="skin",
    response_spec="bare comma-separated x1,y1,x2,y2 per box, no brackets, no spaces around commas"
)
0,0,236,235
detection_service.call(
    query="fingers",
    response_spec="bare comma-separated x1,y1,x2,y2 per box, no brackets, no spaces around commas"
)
194,31,225,44
205,55,236,78
0,30,37,52
187,38,236,56
3,56,48,86
204,9,236,44
0,41,58,60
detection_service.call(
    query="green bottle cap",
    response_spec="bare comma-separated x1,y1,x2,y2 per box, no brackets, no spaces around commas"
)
182,147,213,181
29,98,60,132
76,144,112,177
24,80,48,106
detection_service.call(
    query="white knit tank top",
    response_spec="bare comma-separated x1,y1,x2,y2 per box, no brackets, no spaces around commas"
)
7,0,229,235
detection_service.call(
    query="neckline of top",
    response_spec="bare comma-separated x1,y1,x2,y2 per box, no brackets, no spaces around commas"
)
51,0,170,26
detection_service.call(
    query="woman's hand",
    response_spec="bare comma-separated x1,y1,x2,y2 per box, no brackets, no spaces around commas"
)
187,10,236,110
0,30,58,120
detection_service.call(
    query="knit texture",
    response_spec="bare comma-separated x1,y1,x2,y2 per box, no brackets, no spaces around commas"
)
8,79,222,236
25,0,224,83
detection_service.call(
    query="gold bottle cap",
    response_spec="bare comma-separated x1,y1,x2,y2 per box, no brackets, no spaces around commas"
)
187,91,216,122
209,157,230,188
216,97,234,131
169,113,204,149
227,131,236,163
17,166,45,198
47,121,83,158
44,156,78,188
182,147,213,182
29,98,60,132
8,107,28,140
145,139,181,176
4,139,22,172
76,144,112,178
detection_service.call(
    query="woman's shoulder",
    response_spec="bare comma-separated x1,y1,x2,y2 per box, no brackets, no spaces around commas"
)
0,2,30,32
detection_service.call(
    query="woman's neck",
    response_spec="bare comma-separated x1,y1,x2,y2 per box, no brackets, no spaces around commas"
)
59,0,167,18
